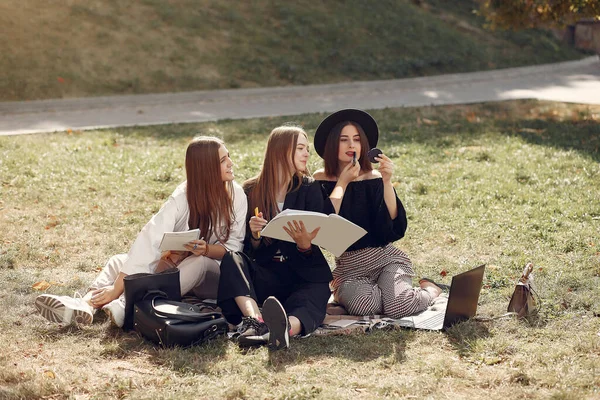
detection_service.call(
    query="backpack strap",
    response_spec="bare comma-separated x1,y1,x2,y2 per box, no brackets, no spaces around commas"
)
151,298,221,322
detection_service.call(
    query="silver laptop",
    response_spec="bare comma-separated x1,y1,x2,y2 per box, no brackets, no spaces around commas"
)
393,264,486,331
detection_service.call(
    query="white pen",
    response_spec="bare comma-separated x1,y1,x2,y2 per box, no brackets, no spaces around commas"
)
193,237,205,250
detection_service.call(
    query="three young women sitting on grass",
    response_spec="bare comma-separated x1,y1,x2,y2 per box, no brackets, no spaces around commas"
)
36,112,443,350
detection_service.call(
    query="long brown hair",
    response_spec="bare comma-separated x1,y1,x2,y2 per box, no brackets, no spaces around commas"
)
244,125,307,221
322,121,373,177
185,136,234,243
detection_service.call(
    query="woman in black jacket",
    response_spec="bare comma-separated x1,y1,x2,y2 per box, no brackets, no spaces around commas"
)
217,125,332,350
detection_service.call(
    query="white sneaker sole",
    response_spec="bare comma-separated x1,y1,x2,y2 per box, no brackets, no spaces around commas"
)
35,295,93,325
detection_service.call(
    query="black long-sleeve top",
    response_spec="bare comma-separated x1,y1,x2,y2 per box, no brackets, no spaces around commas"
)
243,177,333,283
319,178,408,252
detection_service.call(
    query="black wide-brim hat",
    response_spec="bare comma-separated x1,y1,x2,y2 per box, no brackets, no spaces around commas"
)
314,109,378,158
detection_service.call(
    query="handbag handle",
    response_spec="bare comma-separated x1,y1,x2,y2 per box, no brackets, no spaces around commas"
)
151,298,221,322
142,289,169,301
519,262,534,283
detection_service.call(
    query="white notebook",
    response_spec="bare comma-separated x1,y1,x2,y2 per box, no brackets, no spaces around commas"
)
158,229,200,251
260,209,366,257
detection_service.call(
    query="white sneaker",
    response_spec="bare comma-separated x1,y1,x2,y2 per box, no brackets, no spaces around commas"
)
102,298,125,328
35,294,94,325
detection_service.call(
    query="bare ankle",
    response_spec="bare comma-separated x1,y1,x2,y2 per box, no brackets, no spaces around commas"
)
422,283,442,298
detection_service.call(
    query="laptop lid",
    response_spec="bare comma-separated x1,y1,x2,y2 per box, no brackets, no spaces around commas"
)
443,264,486,329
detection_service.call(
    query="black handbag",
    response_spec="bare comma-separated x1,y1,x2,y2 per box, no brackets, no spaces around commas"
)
134,293,228,347
123,268,182,330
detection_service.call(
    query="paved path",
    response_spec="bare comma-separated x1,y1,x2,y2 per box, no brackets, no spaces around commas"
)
1,56,599,136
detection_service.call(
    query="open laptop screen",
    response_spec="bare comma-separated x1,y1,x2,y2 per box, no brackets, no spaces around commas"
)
443,264,485,328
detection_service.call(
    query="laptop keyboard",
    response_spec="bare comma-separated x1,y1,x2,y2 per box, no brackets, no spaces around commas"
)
418,312,444,329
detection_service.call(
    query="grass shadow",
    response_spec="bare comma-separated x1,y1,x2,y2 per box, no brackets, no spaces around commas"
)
97,325,231,374
32,320,112,343
497,115,600,163
445,319,491,358
32,314,231,375
111,115,310,143
143,336,231,374
265,327,417,371
356,101,600,163
84,99,600,173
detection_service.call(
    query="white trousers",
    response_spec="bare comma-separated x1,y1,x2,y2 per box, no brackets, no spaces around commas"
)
89,253,220,300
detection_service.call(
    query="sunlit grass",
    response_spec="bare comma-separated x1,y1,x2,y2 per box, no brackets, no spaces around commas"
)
1,100,599,399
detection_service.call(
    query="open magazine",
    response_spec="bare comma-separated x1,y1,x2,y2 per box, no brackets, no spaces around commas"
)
260,209,367,257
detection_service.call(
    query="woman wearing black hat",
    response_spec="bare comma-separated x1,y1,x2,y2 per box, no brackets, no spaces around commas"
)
313,109,441,318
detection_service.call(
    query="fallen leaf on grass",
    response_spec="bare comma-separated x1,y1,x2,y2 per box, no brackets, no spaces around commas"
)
43,370,56,379
32,281,62,290
32,281,52,291
45,215,60,229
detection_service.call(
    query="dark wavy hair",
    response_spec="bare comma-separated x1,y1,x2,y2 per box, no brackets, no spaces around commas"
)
322,121,373,177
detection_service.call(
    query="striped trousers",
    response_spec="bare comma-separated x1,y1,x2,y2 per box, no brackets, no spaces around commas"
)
331,244,433,318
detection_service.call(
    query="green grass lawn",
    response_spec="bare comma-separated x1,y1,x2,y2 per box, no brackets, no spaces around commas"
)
1,100,599,399
0,0,586,101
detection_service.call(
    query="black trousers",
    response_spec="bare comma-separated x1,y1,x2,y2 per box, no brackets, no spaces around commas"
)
217,251,331,335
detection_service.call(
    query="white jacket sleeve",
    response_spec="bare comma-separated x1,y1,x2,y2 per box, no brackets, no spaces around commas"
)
121,190,185,275
220,182,247,252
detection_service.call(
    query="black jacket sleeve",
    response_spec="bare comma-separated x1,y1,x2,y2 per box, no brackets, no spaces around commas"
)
373,184,407,244
244,179,333,283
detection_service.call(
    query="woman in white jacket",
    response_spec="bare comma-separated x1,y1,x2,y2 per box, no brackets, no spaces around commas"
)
35,136,247,327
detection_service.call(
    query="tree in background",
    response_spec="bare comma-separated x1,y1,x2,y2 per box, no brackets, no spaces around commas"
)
480,0,600,29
